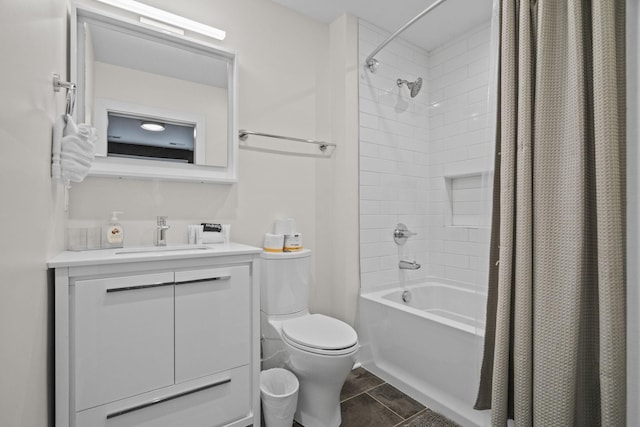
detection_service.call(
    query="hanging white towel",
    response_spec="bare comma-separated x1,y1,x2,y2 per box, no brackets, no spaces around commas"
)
52,115,97,186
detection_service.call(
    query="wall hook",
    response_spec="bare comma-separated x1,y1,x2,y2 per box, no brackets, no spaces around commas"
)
53,73,77,116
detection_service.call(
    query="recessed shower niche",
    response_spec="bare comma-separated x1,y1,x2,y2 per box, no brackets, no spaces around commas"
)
444,173,491,228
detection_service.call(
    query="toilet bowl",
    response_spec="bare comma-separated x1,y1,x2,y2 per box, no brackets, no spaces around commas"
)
260,250,359,427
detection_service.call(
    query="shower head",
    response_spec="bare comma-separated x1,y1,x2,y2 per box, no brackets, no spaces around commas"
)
397,77,423,98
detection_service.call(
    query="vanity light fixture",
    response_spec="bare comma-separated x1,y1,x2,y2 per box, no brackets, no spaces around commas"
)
139,17,184,36
140,121,166,132
94,0,226,41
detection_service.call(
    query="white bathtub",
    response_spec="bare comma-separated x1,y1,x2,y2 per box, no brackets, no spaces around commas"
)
357,281,491,427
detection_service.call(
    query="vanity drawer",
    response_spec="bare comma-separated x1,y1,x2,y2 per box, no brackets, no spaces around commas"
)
75,365,251,427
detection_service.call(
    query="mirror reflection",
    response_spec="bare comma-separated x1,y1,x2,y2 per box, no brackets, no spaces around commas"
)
107,113,196,163
75,7,238,182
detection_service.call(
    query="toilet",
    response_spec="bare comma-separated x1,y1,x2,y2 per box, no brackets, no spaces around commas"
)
260,249,359,427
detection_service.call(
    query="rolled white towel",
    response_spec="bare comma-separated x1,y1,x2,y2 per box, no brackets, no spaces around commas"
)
52,115,97,185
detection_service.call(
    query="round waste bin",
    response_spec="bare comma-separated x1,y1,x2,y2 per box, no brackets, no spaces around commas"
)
260,368,299,427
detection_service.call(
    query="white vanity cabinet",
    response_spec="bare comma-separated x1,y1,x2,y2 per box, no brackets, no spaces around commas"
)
49,244,261,427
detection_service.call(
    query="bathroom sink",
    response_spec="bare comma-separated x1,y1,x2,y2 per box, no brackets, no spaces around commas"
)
115,245,209,254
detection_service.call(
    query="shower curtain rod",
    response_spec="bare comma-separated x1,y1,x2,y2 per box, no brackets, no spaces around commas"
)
365,0,449,73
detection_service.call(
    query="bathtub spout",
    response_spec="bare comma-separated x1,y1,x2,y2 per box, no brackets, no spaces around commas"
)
399,260,421,270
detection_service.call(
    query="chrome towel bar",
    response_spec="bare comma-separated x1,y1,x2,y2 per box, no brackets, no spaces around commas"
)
239,129,335,152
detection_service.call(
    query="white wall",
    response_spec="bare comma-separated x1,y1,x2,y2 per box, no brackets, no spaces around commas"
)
312,14,360,324
69,0,340,317
0,1,68,425
627,0,639,423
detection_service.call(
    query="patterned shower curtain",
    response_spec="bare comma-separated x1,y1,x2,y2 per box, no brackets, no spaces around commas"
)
474,1,626,426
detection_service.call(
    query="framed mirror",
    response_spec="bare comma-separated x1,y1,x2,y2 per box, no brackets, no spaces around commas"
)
72,4,238,183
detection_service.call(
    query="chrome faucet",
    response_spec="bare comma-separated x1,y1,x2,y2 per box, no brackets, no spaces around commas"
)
156,216,170,246
399,260,421,270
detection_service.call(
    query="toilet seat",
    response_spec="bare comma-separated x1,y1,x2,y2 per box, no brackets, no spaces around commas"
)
282,314,358,356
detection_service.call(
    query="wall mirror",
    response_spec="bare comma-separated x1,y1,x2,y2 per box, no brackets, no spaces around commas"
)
72,4,238,183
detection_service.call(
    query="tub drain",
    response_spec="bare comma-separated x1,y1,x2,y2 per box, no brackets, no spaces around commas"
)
402,290,412,303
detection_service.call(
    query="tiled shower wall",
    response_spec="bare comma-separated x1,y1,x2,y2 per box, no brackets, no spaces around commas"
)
359,20,494,292
358,20,430,290
425,23,494,287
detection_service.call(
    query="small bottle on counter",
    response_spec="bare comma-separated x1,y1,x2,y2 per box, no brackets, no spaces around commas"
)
104,211,124,248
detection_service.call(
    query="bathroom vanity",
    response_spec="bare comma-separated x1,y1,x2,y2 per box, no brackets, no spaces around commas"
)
49,244,261,427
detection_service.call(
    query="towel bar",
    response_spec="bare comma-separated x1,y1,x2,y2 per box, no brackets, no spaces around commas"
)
239,129,335,152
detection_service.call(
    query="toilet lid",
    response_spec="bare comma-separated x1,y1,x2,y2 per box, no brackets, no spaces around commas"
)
282,314,358,352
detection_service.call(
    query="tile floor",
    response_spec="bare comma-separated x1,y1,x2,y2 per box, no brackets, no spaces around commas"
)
282,367,460,427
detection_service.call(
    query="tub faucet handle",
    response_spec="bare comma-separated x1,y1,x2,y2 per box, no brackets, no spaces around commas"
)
394,223,417,245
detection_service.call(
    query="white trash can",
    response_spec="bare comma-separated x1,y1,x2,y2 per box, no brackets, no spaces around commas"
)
260,368,299,427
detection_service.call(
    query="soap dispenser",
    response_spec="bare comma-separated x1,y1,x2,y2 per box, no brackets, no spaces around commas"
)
105,211,124,248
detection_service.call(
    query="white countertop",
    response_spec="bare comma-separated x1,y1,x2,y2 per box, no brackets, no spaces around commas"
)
48,242,262,268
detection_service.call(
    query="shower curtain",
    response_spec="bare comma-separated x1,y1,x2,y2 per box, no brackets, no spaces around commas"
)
475,1,626,426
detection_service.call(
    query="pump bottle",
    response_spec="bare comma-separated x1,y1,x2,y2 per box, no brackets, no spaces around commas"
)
105,211,124,248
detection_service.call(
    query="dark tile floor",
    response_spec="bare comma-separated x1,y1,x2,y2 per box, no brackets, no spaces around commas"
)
286,367,460,427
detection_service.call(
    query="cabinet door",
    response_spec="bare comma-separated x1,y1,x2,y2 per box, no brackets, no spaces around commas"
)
74,272,175,411
174,266,250,383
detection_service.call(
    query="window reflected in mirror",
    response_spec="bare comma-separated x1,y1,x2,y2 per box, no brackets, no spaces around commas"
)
107,113,196,163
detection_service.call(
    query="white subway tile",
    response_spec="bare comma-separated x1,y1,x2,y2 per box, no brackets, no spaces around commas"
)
441,147,470,164
360,240,397,258
360,228,384,243
431,252,469,268
469,227,491,243
468,142,493,159
360,185,384,201
468,56,490,77
360,127,392,145
379,118,415,137
468,86,490,104
360,257,381,273
467,42,490,63
360,200,381,215
443,71,489,98
468,25,491,49
360,141,381,158
444,157,491,176
429,39,467,67
431,226,469,241
469,255,490,272
360,112,379,130
444,266,482,286
430,66,467,91
453,201,483,215
444,240,489,257
360,171,382,186
468,114,488,131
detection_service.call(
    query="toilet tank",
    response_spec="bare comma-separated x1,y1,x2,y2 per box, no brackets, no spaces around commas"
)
260,249,311,315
